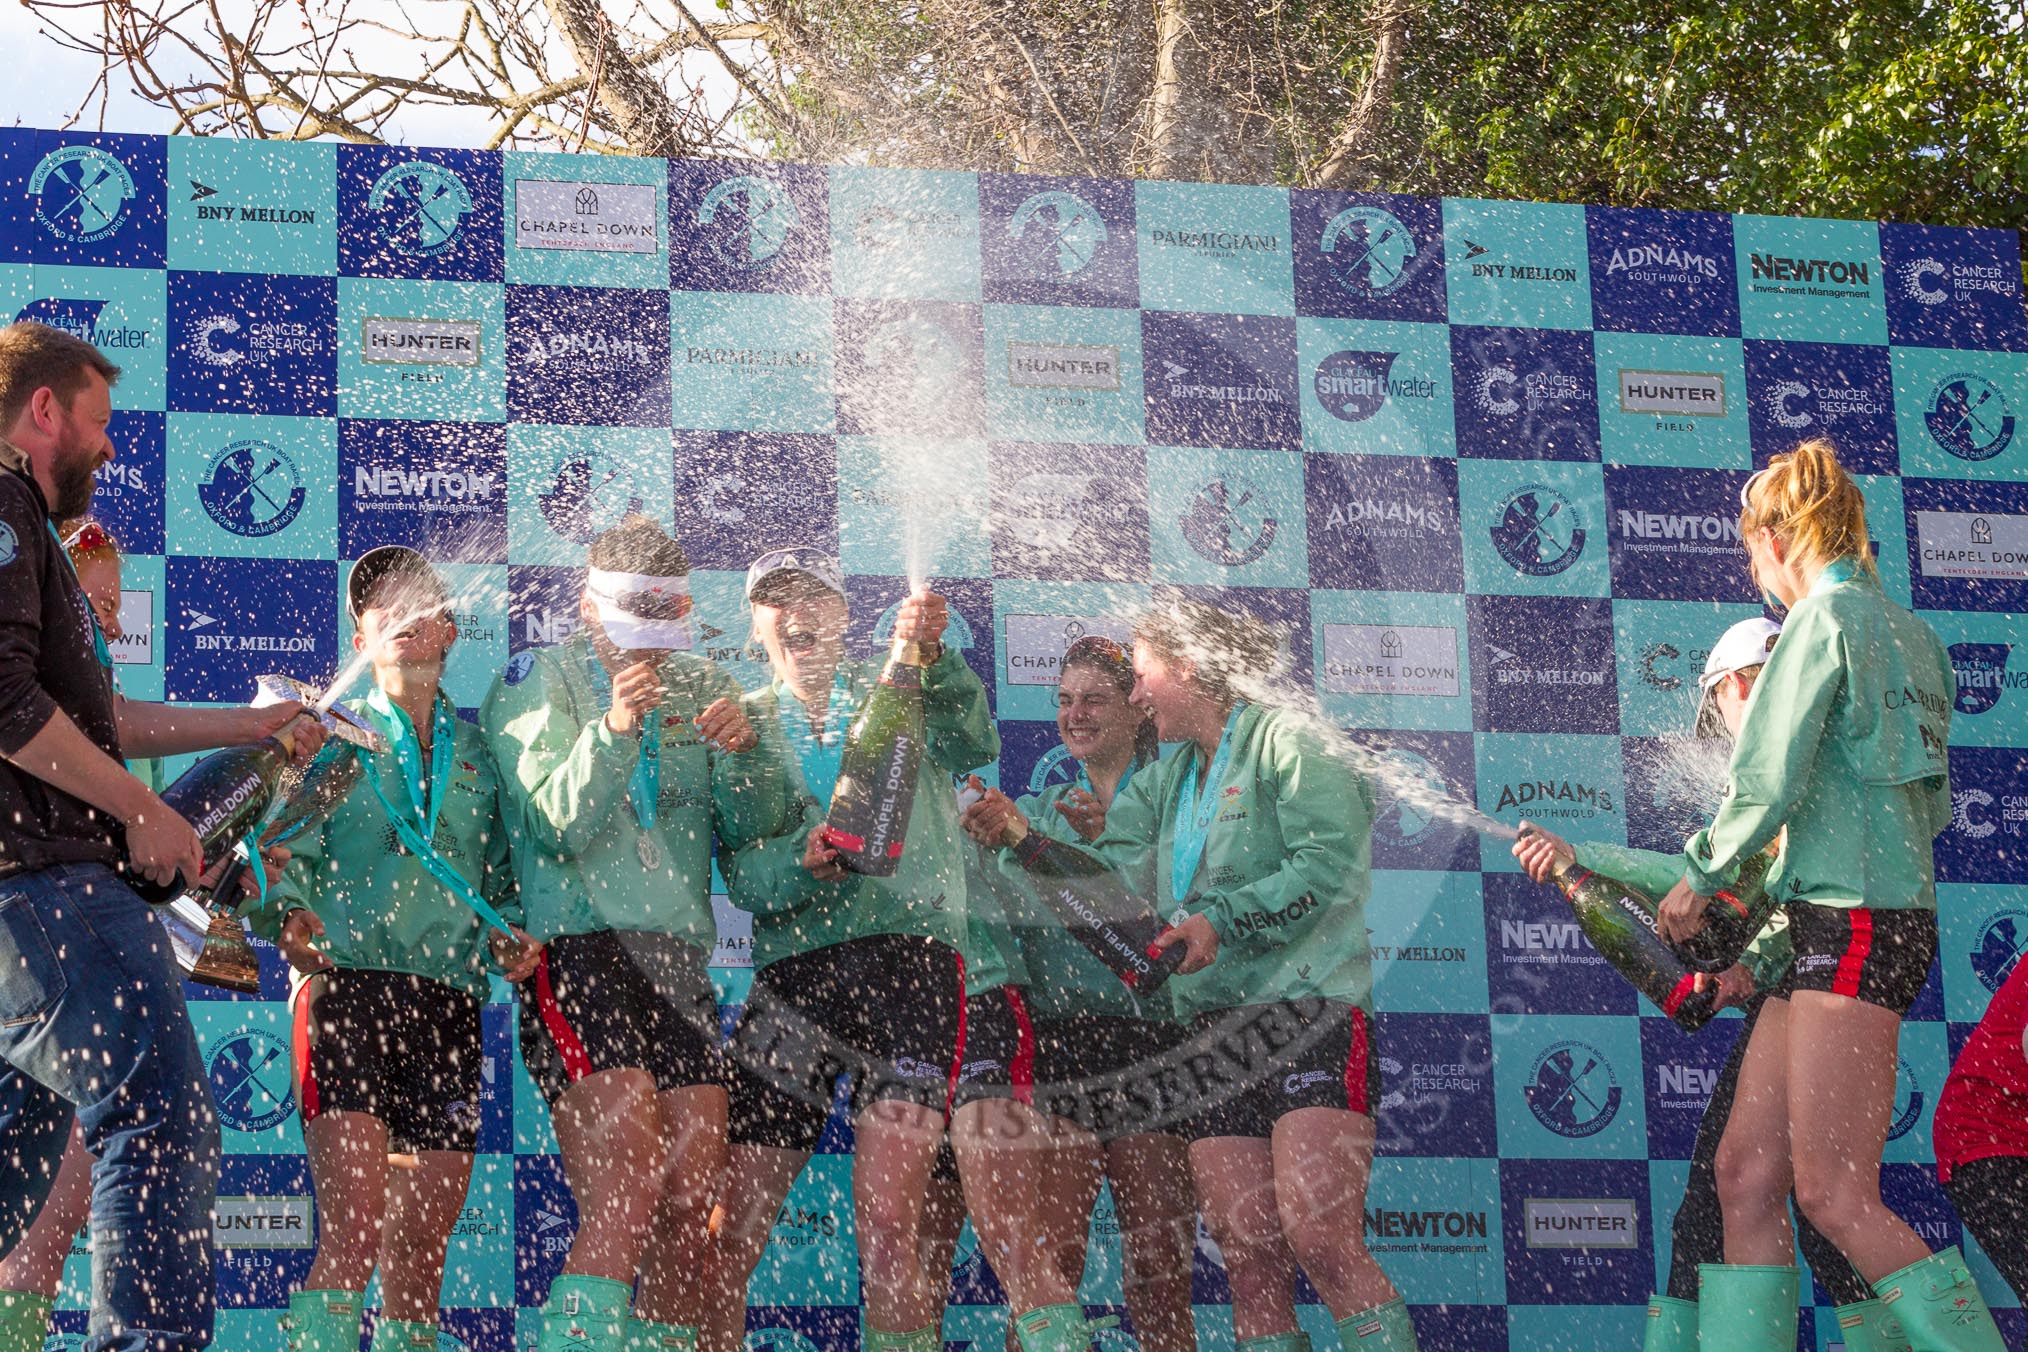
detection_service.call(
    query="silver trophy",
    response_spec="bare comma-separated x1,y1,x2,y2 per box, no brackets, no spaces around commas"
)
158,676,386,993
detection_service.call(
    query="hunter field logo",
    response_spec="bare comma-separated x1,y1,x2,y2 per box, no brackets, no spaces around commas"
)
1319,205,1415,297
1320,624,1459,698
206,1028,294,1133
1009,190,1107,278
29,145,137,243
1522,1198,1639,1250
1524,1040,1622,1138
1924,374,2015,462
1951,642,2017,716
362,316,481,368
514,178,659,254
14,297,151,351
1618,369,1727,419
1006,342,1119,390
213,1195,314,1249
1181,474,1279,567
698,175,800,268
1970,908,2028,994
1490,484,1586,576
366,160,475,257
1313,350,1428,422
199,439,305,538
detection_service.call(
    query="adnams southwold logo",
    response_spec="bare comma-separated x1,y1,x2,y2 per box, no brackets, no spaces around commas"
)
1970,908,2028,994
1004,613,1129,686
1320,624,1458,698
515,177,659,254
1524,1040,1622,1138
366,160,476,257
1489,484,1586,576
1009,190,1108,278
29,145,137,243
1319,205,1416,297
1523,1197,1639,1249
198,439,306,539
205,1027,295,1133
696,176,800,268
1604,242,1721,284
1313,350,1437,422
1900,255,2015,307
1180,474,1279,567
1924,374,2015,463
14,298,152,352
1489,764,1615,818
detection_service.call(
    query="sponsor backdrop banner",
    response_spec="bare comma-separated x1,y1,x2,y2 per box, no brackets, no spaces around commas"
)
5,127,2026,1352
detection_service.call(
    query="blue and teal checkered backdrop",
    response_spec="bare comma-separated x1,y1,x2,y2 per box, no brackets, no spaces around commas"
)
5,127,2026,1352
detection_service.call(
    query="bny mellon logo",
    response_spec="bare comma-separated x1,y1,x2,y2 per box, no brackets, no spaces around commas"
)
188,179,218,201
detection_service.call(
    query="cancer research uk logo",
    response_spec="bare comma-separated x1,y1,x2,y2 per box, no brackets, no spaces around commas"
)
1925,374,2016,463
1525,1039,1623,1138
29,145,138,243
698,175,801,269
367,160,476,258
1490,483,1586,576
206,1028,294,1133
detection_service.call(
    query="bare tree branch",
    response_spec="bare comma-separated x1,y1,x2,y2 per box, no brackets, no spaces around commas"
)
1310,0,1415,189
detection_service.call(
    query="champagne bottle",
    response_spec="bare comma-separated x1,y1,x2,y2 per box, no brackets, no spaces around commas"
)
1672,851,1776,974
1535,846,1718,1032
125,715,314,906
821,638,927,877
966,785,1185,996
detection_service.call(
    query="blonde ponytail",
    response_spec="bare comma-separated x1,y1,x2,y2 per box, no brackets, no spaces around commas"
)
1739,439,1875,578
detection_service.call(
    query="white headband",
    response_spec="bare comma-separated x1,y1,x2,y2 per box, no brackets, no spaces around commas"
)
586,570,690,605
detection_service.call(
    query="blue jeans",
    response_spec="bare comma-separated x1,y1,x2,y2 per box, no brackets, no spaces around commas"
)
0,863,220,1351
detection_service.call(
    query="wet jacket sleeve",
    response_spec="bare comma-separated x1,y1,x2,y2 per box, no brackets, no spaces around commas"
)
1197,723,1373,952
721,793,846,916
0,483,57,753
1740,913,1794,993
480,656,637,859
922,648,999,776
1923,630,1956,840
1683,601,1844,896
248,808,326,942
480,773,522,928
1571,841,1685,899
706,666,794,856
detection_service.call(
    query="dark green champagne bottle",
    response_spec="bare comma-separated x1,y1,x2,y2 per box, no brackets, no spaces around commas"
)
126,716,312,905
822,639,927,877
987,805,1187,996
1674,851,1776,974
1540,851,1717,1032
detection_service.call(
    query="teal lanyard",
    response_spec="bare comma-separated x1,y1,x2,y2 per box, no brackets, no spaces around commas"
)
1169,704,1245,905
1075,757,1135,800
356,692,515,936
368,685,455,840
45,523,112,670
777,669,855,808
1817,557,1860,589
583,654,661,830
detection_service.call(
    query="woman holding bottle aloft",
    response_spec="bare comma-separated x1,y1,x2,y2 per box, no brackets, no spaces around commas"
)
1514,615,1899,1352
957,634,1196,1352
965,597,1410,1352
481,517,780,1352
260,547,537,1352
702,547,997,1352
1651,440,1999,1349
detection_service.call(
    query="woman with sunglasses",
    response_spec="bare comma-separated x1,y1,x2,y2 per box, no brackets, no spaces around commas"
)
965,598,1408,1352
1653,441,1999,1348
954,635,1195,1352
482,517,781,1352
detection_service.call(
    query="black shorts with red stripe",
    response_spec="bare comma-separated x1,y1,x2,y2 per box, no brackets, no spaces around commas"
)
519,928,722,1106
951,985,1036,1111
292,968,484,1154
1182,998,1379,1142
1032,1013,1194,1142
724,933,967,1152
1775,903,1937,1016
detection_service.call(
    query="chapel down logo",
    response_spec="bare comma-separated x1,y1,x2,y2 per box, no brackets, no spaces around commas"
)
1008,190,1108,279
1490,484,1586,576
29,145,138,243
515,177,659,253
367,160,477,257
1525,1039,1623,1138
1924,374,2016,462
1319,205,1416,297
1180,474,1279,566
697,175,800,268
199,439,306,538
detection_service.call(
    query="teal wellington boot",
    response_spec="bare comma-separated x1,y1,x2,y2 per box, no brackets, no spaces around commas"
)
1873,1246,2006,1351
369,1318,440,1352
624,1318,698,1352
1012,1305,1095,1352
538,1274,632,1352
1337,1298,1418,1350
1236,1335,1311,1352
280,1290,366,1352
1832,1298,1911,1352
863,1323,942,1352
0,1291,53,1352
1642,1295,1698,1352
1696,1264,1798,1351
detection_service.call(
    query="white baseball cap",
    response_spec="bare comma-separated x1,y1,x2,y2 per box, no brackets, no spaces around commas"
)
1694,617,1781,726
745,546,845,604
585,568,693,651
